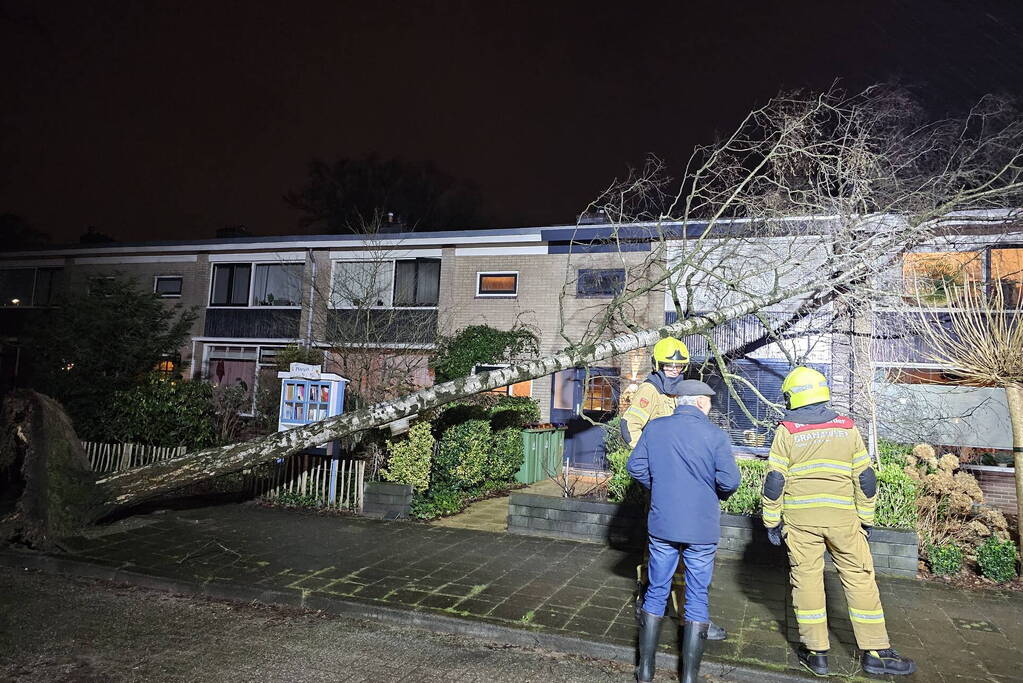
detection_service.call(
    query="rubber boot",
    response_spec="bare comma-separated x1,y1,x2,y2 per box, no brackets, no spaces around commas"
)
862,648,916,676
797,647,829,676
680,620,708,683
635,609,662,682
706,621,727,641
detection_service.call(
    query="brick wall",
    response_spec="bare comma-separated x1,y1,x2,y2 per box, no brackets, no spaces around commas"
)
509,493,920,579
362,481,413,520
961,465,1018,515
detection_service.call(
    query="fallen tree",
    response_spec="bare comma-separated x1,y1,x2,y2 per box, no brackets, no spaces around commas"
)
3,85,1022,544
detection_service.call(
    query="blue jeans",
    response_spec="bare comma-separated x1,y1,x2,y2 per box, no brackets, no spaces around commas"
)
642,536,717,622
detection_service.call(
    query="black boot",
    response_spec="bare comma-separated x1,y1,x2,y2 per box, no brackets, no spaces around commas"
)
681,620,708,683
797,647,829,676
862,648,916,676
635,609,663,682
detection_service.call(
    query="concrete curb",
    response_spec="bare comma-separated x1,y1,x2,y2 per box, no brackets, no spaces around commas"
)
0,549,811,682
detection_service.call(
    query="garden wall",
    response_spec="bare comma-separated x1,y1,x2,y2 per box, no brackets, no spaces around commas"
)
362,482,413,519
961,465,1017,515
508,493,919,579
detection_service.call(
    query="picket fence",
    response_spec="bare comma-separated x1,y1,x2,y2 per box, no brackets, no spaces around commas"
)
82,441,364,512
253,453,365,512
82,441,187,473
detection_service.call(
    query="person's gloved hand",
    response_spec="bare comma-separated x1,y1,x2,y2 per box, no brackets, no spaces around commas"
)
862,524,872,541
767,524,784,546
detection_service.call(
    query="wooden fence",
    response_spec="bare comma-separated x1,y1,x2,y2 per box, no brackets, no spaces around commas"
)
82,441,187,473
253,453,365,512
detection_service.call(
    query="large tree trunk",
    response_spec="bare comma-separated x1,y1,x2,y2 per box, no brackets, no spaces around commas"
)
1005,382,1023,556
97,286,828,510
1,391,108,547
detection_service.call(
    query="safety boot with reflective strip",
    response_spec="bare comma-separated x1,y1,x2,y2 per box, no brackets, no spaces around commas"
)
797,648,829,676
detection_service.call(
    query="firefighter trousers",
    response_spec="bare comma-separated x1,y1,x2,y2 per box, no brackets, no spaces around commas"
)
783,521,891,651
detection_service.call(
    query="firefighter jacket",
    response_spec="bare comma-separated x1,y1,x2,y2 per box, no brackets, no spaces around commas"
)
627,405,741,544
761,404,875,530
620,372,679,448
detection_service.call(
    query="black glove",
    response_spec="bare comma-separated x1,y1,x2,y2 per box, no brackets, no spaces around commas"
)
862,525,872,540
767,524,784,546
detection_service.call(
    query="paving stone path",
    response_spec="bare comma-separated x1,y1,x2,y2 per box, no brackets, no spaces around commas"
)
40,503,1023,681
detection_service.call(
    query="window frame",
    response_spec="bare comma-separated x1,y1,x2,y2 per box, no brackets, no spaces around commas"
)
576,268,626,298
476,271,519,298
392,257,441,308
208,262,303,309
328,258,442,310
153,275,183,298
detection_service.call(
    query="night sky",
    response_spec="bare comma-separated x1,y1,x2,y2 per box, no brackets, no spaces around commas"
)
3,1,1023,244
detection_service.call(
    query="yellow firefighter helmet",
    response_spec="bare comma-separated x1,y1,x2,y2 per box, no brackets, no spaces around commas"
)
651,337,690,371
781,366,830,409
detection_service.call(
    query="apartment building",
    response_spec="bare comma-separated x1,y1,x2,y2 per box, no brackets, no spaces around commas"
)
2,216,1020,467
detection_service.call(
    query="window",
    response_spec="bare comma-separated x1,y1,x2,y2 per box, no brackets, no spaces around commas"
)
474,364,532,397
205,344,283,415
0,269,36,307
331,261,393,308
582,375,618,412
252,263,302,306
991,247,1023,308
477,272,518,296
902,251,983,306
154,275,183,298
393,258,440,307
577,268,625,297
210,264,251,306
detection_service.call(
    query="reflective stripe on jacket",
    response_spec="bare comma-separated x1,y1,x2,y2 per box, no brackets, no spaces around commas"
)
622,379,676,448
761,413,874,528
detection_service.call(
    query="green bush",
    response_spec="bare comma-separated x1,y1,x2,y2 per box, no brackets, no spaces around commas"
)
491,427,525,481
928,543,964,576
603,417,628,455
434,419,493,490
382,421,434,492
721,459,767,516
877,440,913,467
432,324,539,382
606,447,645,504
977,536,1019,583
410,486,467,519
874,462,918,529
106,375,218,450
489,396,541,430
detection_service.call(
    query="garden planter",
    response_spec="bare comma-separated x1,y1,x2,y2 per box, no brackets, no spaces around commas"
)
508,493,919,579
362,481,413,519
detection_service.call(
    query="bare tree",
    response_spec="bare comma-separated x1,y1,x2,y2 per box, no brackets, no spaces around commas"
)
910,278,1023,553
5,85,1023,540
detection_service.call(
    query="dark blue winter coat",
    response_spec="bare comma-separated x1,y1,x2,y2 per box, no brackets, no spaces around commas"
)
626,405,741,544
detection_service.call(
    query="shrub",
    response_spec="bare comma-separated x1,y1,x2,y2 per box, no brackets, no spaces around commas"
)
603,417,628,455
720,459,767,516
874,462,918,529
106,375,218,450
928,543,964,576
434,419,492,490
606,448,645,504
877,439,912,467
491,427,525,481
977,536,1019,583
410,486,467,519
489,396,541,430
432,324,539,382
382,421,434,492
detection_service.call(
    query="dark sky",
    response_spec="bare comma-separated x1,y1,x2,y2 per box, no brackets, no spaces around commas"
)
3,1,1023,244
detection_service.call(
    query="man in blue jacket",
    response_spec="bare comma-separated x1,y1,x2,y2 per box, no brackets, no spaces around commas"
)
627,380,740,683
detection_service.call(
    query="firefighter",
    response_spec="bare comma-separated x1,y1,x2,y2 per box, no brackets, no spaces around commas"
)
620,337,690,449
762,367,916,677
627,381,740,683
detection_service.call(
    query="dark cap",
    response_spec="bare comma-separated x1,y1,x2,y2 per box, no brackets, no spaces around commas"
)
675,379,715,397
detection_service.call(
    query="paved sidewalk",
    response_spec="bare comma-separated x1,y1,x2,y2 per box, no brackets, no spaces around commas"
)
10,502,1023,682
432,480,564,532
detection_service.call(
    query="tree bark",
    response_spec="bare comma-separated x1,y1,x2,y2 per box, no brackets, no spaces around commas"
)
1004,382,1023,556
97,283,830,510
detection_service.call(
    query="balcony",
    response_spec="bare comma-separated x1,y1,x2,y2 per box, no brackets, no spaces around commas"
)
203,308,301,339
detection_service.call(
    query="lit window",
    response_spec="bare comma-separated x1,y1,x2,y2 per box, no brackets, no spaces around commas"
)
902,251,983,306
474,364,532,396
477,272,518,296
0,269,35,307
154,276,183,298
582,375,618,412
